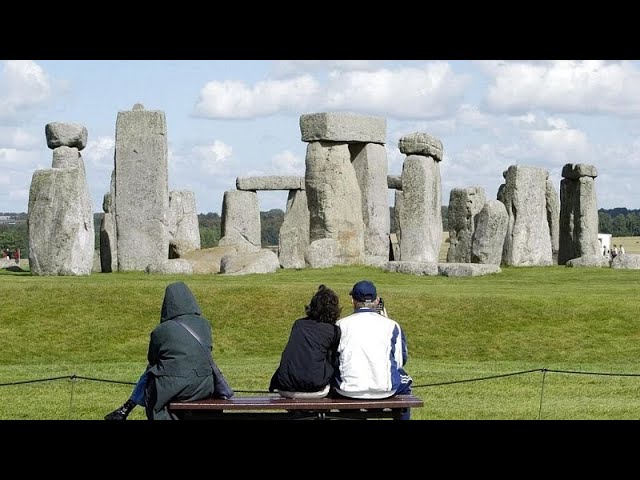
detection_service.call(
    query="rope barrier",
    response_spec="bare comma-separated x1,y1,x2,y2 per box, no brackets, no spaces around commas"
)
411,368,542,388
2,368,639,389
2,368,639,419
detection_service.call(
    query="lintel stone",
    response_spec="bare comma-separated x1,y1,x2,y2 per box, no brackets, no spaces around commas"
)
300,112,386,144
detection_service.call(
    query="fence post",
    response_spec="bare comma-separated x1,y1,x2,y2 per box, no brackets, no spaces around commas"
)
68,374,77,420
537,368,547,420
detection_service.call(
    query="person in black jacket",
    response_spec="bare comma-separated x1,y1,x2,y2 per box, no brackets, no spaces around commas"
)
104,281,233,420
269,284,342,398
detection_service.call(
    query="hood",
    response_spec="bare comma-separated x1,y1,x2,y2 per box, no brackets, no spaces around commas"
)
160,282,202,322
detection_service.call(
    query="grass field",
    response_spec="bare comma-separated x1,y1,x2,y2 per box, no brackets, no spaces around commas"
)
1,237,639,420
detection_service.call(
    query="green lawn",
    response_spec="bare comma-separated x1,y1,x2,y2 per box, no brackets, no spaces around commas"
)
1,264,639,419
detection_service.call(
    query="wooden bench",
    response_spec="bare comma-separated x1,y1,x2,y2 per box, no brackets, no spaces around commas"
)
168,394,424,420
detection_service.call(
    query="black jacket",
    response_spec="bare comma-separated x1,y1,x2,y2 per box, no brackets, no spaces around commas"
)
269,317,341,393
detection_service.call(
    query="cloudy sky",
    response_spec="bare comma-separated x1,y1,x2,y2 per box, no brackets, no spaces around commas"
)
1,60,638,214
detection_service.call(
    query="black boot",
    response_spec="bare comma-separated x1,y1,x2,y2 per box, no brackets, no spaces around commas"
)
104,399,136,420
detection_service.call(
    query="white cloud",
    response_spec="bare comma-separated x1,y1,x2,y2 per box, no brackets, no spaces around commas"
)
191,140,233,175
271,150,304,176
83,136,115,170
326,62,470,119
0,127,39,149
481,60,640,116
0,61,52,120
193,76,321,119
271,60,383,78
0,148,40,167
193,62,470,121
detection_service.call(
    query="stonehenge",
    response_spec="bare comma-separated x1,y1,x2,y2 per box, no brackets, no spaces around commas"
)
26,108,609,277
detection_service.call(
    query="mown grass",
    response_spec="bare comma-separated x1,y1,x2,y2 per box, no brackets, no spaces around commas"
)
1,260,639,420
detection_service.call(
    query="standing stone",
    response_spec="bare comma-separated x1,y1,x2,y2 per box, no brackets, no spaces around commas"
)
219,190,261,250
28,154,94,276
500,165,553,266
52,146,81,169
278,189,310,269
100,192,117,273
558,163,600,265
304,141,364,265
399,154,442,262
168,190,201,258
393,190,403,238
471,200,508,264
546,177,560,264
446,186,486,263
114,105,170,271
387,175,402,190
351,143,390,263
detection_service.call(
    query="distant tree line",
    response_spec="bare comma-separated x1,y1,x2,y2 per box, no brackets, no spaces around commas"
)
598,208,640,236
2,206,637,259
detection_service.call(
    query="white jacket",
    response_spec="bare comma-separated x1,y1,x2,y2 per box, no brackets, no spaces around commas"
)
334,308,411,399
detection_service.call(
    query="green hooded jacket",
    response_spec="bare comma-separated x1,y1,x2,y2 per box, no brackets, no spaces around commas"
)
145,282,216,420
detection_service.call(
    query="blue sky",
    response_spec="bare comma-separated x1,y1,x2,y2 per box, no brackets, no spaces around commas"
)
1,60,639,214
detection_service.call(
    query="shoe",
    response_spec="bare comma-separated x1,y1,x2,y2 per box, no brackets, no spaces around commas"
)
104,399,136,420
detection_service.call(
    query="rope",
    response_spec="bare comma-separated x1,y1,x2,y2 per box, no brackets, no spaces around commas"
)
412,368,542,388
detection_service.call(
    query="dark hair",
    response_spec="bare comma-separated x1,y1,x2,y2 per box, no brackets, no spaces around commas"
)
305,284,342,324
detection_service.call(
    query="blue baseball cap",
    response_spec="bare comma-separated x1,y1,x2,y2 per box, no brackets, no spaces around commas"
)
349,280,377,301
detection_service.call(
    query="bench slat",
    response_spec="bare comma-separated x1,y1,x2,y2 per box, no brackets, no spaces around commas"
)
169,394,423,411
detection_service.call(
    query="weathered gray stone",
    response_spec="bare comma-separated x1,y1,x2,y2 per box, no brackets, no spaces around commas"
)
28,161,94,276
218,232,261,253
300,112,386,144
437,263,501,277
399,155,442,262
471,200,508,265
546,178,560,263
305,142,364,265
168,190,201,258
447,186,486,263
181,245,238,274
398,132,443,162
389,233,400,261
388,175,402,190
611,253,640,269
220,190,261,250
305,238,340,268
145,259,193,275
383,261,439,276
501,165,553,266
351,143,390,263
100,211,117,273
45,122,88,150
561,163,598,180
220,249,280,275
565,255,610,268
92,250,101,273
278,189,310,269
236,176,305,191
52,146,81,169
559,165,600,265
114,106,170,271
393,190,403,239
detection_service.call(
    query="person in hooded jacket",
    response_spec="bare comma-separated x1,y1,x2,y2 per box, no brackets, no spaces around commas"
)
104,281,233,420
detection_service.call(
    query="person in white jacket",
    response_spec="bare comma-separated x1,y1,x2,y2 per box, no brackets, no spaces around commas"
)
333,280,413,419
